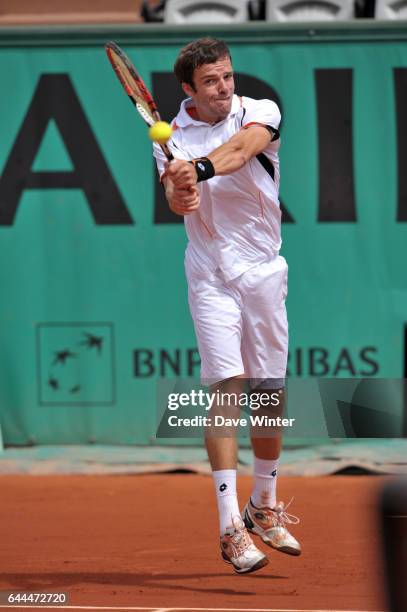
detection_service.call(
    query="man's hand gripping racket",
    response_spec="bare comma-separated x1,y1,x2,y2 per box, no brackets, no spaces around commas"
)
105,41,199,216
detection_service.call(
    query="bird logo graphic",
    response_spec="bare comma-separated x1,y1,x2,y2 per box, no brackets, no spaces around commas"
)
79,333,104,354
38,323,114,404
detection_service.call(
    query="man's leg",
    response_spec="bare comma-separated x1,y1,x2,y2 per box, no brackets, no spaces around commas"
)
250,437,281,507
186,268,267,572
205,375,244,533
243,386,301,555
206,375,269,573
250,386,284,509
235,258,300,553
205,375,246,467
251,435,281,460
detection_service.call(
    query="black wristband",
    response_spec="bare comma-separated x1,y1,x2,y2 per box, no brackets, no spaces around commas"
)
189,157,215,182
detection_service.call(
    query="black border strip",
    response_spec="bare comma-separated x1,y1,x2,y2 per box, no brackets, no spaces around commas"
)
404,325,407,436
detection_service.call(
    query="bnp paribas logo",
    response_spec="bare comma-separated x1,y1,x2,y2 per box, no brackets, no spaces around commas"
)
36,323,115,405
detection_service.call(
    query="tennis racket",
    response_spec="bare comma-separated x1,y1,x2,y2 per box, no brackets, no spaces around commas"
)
105,41,173,161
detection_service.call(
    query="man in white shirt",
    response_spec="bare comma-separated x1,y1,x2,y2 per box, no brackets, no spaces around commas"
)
154,37,300,574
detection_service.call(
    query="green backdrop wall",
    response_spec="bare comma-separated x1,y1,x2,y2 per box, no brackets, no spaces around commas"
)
0,22,406,445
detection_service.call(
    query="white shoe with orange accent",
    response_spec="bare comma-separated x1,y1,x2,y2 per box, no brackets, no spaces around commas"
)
220,516,269,574
242,498,301,556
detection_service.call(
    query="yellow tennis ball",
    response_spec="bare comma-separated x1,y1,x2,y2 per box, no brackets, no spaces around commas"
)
148,121,172,144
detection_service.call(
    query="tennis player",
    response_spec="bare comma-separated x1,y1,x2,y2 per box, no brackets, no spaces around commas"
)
153,37,300,574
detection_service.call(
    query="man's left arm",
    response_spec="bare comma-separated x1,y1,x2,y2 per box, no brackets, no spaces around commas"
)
165,125,272,189
207,124,272,175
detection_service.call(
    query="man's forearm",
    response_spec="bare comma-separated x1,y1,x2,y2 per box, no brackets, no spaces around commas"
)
163,125,271,189
207,142,249,176
207,125,271,176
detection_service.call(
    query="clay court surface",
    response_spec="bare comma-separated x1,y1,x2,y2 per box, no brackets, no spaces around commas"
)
0,474,387,612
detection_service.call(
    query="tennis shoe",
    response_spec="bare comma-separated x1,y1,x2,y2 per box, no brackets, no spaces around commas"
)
242,498,301,556
220,516,269,574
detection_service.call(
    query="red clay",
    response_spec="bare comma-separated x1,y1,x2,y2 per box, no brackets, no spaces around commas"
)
0,474,387,611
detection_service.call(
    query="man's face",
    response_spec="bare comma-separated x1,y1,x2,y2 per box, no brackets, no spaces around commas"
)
182,56,235,124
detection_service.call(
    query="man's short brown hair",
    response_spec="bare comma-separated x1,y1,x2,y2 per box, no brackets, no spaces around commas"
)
174,37,232,89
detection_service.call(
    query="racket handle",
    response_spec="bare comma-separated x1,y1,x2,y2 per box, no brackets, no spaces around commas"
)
161,143,173,161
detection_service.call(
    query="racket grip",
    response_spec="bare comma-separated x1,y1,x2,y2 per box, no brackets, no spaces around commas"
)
161,144,173,162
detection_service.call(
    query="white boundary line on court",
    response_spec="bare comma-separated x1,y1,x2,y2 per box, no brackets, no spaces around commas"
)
0,605,387,612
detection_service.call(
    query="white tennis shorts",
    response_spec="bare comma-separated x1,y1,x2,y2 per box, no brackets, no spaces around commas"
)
186,256,288,388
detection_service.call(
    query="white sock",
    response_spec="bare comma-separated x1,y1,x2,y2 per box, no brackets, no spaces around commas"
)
251,457,279,509
212,469,240,535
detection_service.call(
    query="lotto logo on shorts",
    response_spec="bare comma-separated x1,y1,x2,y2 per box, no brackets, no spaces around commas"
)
36,322,115,406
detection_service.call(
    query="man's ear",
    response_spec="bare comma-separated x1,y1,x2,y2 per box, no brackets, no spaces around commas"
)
182,82,195,97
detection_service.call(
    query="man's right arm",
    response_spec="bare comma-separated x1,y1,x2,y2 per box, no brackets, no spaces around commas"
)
153,139,200,216
162,175,200,217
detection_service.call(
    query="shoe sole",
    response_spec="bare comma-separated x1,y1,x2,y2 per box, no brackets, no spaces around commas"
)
243,511,302,557
272,544,301,556
222,551,269,574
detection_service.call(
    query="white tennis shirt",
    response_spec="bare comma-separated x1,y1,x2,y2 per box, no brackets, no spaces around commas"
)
153,94,282,281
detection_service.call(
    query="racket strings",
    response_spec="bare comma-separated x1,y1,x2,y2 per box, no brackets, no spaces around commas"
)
111,55,135,94
106,42,173,160
109,49,157,126
136,102,155,127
